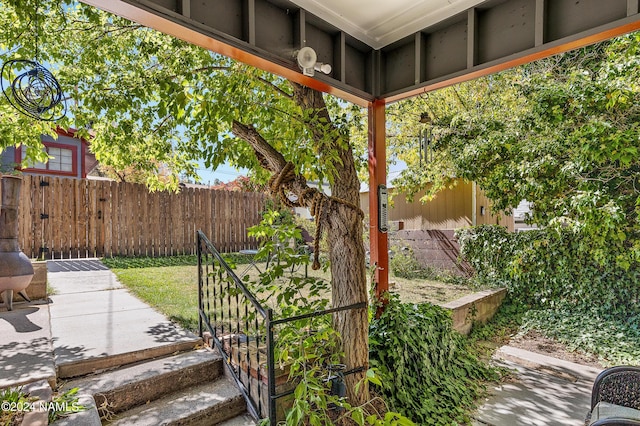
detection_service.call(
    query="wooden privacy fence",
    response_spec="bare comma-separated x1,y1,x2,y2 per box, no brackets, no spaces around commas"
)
16,175,266,259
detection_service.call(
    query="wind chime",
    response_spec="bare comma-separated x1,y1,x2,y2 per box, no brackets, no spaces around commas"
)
418,112,434,166
1,1,66,121
418,127,434,166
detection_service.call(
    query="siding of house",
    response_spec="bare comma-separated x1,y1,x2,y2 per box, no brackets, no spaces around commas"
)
360,180,513,231
1,148,15,170
475,186,514,231
1,129,91,178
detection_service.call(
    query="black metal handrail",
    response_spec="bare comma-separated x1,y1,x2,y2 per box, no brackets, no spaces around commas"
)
198,231,267,319
197,230,367,424
197,230,267,420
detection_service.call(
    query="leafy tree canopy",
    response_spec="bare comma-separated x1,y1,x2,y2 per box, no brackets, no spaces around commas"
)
0,0,366,190
390,33,640,268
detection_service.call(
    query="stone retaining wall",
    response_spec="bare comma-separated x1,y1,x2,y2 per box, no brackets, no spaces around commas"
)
440,288,507,335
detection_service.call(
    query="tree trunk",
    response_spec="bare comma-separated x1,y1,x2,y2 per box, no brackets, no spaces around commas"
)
231,85,369,404
326,199,368,403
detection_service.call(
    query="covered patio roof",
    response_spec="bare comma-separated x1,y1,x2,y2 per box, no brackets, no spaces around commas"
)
78,0,640,297
81,0,640,106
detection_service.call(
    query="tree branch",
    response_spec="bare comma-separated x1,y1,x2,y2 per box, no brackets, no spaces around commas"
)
231,120,322,208
255,76,293,98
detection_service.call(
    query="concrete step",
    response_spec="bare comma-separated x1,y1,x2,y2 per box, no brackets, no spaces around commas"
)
64,349,224,417
56,338,203,379
217,413,257,425
106,376,246,426
494,345,602,382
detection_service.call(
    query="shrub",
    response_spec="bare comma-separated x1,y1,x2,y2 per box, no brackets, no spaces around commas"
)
389,246,433,280
456,225,640,314
457,225,640,365
369,295,498,425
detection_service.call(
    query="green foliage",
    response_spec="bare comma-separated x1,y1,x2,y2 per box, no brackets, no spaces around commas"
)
248,214,330,316
389,247,430,280
0,387,33,426
392,34,640,270
0,386,84,425
388,245,475,288
101,253,257,269
468,299,525,344
249,212,413,425
458,225,640,364
457,225,640,314
101,255,199,269
369,295,499,425
522,308,640,366
0,0,366,190
48,387,85,424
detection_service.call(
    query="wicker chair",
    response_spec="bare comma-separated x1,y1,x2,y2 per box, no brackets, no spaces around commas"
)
586,366,640,426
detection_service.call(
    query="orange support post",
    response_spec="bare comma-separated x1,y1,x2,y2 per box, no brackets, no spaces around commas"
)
368,99,388,315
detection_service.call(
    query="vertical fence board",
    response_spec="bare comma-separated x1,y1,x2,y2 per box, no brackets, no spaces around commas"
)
170,189,178,256
206,188,214,246
160,190,168,256
17,176,30,257
53,177,64,258
103,181,113,258
150,189,159,256
135,184,143,256
17,176,29,257
127,183,136,256
88,180,97,257
213,190,220,247
225,190,231,252
187,189,195,255
42,176,53,259
72,178,80,258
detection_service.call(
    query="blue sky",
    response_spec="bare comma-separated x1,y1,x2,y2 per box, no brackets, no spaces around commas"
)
198,159,407,186
196,162,247,184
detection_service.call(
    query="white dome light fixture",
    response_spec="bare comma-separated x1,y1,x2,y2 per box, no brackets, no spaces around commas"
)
296,47,332,77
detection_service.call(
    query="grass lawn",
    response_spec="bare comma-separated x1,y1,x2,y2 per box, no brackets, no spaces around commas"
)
108,256,477,333
112,265,200,332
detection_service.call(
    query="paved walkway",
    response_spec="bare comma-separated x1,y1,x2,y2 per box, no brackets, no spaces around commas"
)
473,346,602,426
0,258,201,388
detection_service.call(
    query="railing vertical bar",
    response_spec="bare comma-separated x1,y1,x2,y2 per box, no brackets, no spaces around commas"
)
267,308,277,425
212,264,217,337
225,280,232,368
197,231,203,338
219,271,225,339
206,252,212,333
243,300,252,411
235,290,242,389
255,313,263,417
